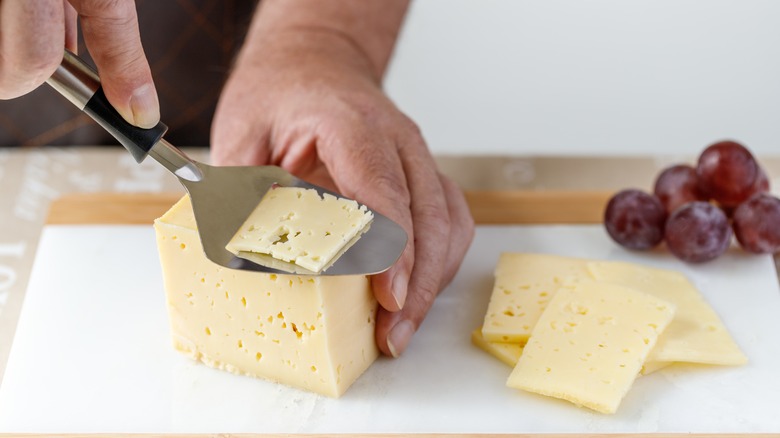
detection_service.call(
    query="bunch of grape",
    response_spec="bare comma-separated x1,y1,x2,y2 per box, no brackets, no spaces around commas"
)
604,140,780,263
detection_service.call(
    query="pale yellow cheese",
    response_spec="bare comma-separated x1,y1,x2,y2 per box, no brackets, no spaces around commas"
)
640,359,671,376
507,281,676,414
154,196,378,397
587,261,747,366
472,327,668,375
481,253,591,343
226,187,373,273
471,328,524,367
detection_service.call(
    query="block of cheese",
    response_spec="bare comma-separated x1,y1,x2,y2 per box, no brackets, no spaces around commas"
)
587,261,747,366
226,186,373,273
506,281,676,414
481,253,591,343
471,328,524,367
154,195,379,397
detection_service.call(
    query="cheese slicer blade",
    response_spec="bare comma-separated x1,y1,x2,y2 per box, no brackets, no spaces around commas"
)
45,50,407,276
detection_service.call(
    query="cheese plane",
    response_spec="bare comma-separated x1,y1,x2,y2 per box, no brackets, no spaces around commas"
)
46,50,407,276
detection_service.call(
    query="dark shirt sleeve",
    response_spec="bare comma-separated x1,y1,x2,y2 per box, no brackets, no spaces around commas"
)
0,0,256,148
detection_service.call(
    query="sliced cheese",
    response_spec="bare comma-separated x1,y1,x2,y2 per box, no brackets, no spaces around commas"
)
507,281,676,414
471,328,523,367
481,253,591,343
155,195,378,397
226,186,373,273
472,327,668,375
587,261,747,366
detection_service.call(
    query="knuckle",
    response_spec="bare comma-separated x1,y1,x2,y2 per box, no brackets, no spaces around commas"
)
102,45,146,73
415,201,451,234
78,0,135,18
347,157,410,206
0,49,61,96
409,277,440,317
402,116,423,137
461,211,476,238
370,172,410,203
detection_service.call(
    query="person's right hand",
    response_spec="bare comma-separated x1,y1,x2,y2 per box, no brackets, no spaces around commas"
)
211,29,476,357
0,0,159,128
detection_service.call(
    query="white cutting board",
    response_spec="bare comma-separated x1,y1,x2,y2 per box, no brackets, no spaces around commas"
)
1,224,779,434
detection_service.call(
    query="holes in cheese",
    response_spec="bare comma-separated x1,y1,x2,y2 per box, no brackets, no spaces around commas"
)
586,261,747,366
481,253,747,368
226,187,374,273
481,253,591,343
155,195,379,398
506,281,676,414
475,253,747,414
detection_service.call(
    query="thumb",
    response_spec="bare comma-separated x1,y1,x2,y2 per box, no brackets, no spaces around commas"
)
71,0,159,128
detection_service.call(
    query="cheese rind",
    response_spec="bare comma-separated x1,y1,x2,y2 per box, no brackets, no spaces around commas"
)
587,261,747,366
506,281,676,414
481,253,591,343
225,187,373,272
155,196,378,397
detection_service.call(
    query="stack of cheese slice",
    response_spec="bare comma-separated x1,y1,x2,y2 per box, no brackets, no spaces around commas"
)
154,195,378,397
474,253,747,414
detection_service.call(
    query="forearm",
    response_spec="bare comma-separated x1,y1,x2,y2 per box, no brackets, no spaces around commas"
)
240,0,409,81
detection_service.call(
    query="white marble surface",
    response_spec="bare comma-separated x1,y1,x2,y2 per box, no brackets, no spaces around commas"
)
1,224,778,433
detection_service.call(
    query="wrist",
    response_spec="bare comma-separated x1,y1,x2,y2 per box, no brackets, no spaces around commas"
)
238,0,408,82
238,26,381,84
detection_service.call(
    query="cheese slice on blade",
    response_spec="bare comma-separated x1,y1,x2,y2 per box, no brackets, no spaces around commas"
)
226,186,373,273
481,253,591,343
155,195,378,397
587,261,747,366
506,281,675,414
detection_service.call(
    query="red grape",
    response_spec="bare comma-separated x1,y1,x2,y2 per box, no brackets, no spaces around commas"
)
604,189,666,250
753,167,771,193
732,194,780,254
653,164,706,214
665,202,732,263
696,140,759,207
723,167,769,219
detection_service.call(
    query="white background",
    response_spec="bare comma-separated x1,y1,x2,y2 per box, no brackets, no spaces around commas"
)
386,0,780,156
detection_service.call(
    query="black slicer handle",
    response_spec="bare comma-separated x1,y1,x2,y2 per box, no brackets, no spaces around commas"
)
46,50,167,163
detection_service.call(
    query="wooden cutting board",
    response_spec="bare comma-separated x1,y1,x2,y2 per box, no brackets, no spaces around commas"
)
0,192,780,438
44,191,613,225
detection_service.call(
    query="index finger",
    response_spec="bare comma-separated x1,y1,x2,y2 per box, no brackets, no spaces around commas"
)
317,125,415,315
70,0,160,128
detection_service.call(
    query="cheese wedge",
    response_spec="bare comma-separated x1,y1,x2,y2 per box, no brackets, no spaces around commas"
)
481,253,591,343
154,195,378,397
226,186,373,273
507,281,676,414
587,261,747,366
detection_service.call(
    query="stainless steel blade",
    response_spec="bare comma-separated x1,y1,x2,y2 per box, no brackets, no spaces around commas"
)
150,140,408,276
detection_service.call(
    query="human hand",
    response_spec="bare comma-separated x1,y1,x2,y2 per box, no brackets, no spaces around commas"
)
0,0,159,127
211,30,475,357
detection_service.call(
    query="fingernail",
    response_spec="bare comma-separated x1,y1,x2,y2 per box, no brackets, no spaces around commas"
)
387,319,415,358
130,84,160,128
392,271,409,310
